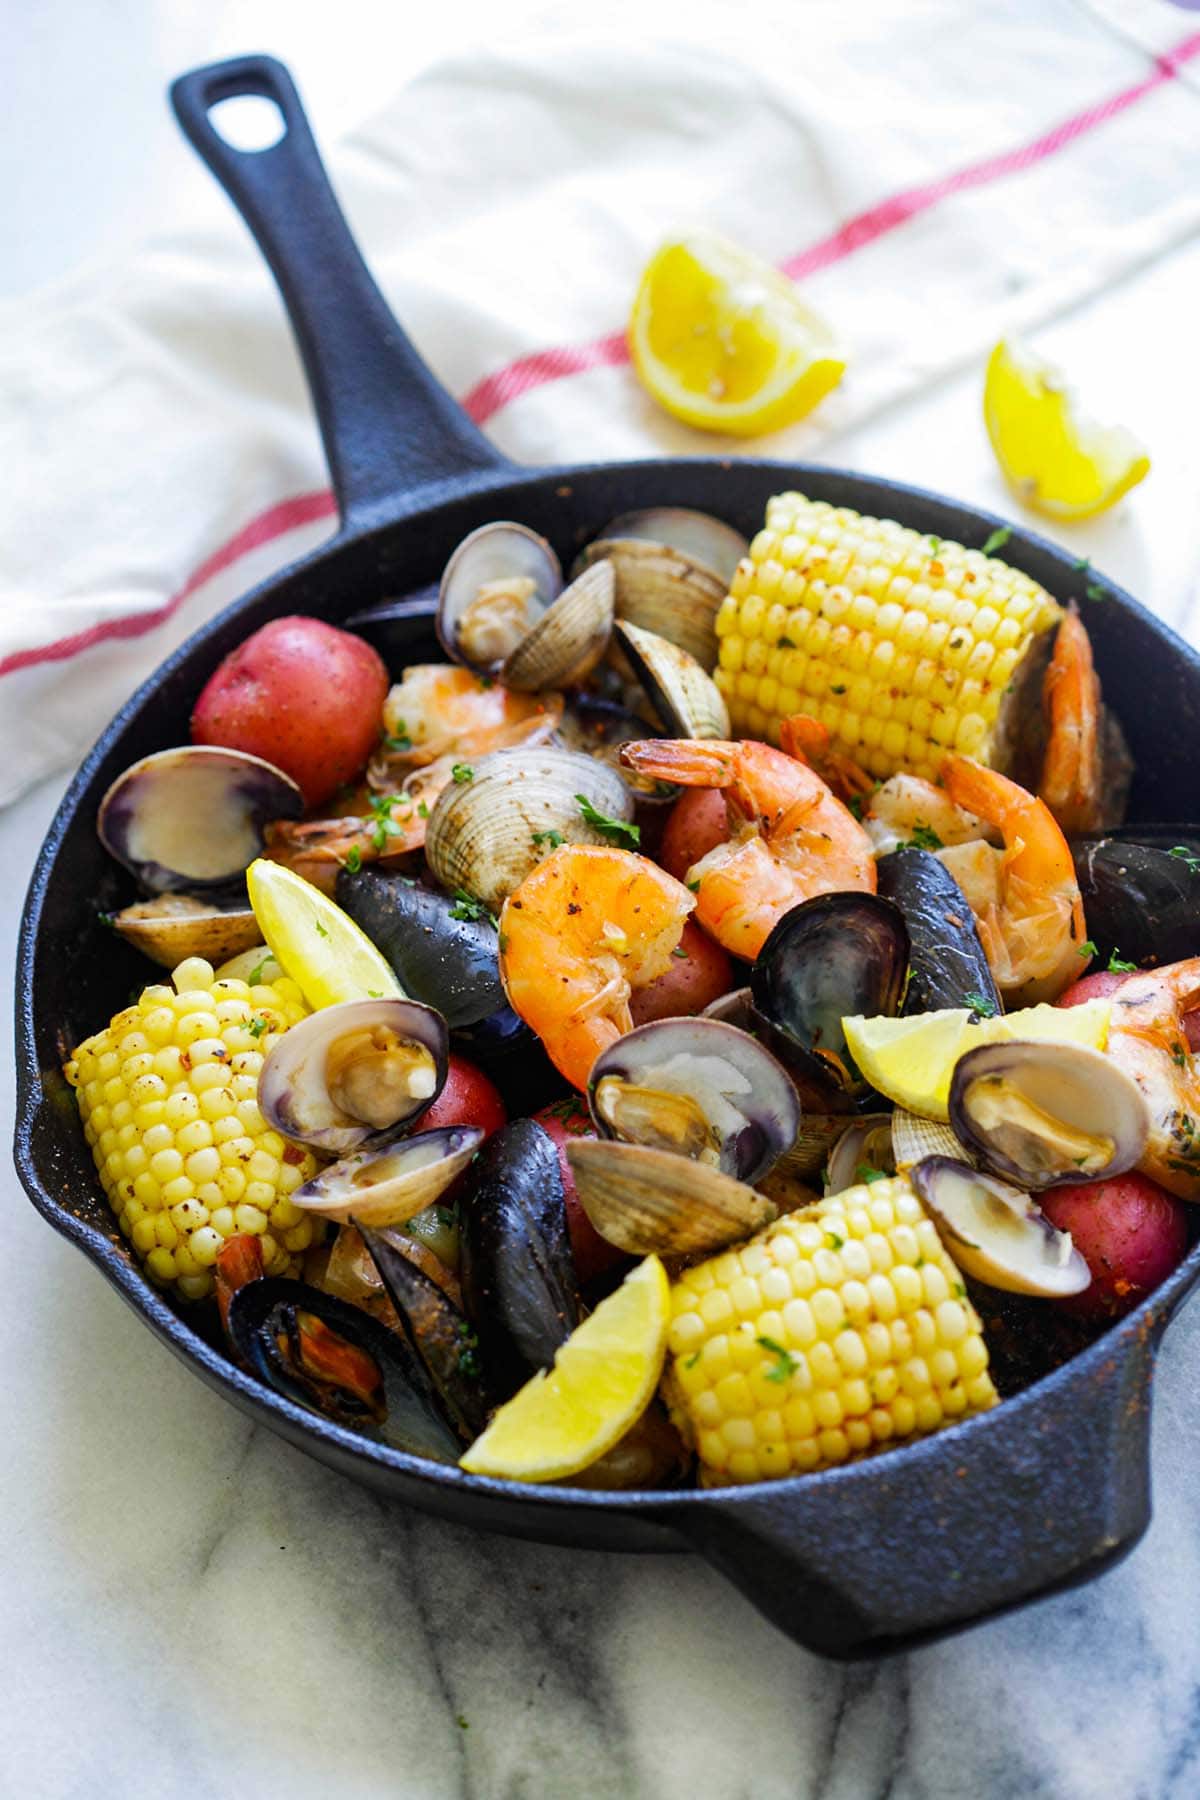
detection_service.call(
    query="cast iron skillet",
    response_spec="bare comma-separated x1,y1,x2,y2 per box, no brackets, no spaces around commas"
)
13,54,1200,1660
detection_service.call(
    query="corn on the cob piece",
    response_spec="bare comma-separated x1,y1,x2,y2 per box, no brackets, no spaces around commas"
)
714,492,1062,781
64,955,322,1302
664,1174,997,1483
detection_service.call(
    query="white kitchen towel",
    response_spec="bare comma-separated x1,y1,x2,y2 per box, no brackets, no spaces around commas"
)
3,0,1199,806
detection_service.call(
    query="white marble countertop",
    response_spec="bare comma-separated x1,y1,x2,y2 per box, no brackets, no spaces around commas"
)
7,6,1200,1797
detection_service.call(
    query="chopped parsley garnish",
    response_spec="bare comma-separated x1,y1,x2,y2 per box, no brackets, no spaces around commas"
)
368,793,411,851
965,991,997,1018
1170,846,1200,874
417,800,430,819
344,845,362,874
497,932,509,953
575,793,640,848
451,763,474,784
778,635,796,649
449,888,498,928
247,954,272,986
848,794,864,821
456,1322,481,1380
757,1335,800,1383
686,877,702,893
982,526,1012,556
313,919,329,939
1173,1042,1189,1069
855,1164,886,1185
684,1351,701,1370
925,535,942,555
531,828,565,850
383,723,412,751
1085,581,1106,603
672,945,689,959
952,1281,967,1299
1107,949,1137,972
831,684,847,695
826,1230,845,1250
248,1016,268,1039
1077,939,1097,959
900,822,943,851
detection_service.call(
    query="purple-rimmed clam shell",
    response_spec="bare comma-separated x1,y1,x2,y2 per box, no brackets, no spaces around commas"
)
98,745,302,895
587,1014,800,1185
911,1156,1091,1298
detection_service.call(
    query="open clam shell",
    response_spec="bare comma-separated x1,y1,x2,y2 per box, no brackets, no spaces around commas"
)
109,894,262,969
576,509,745,671
291,1125,483,1230
587,1016,799,1186
500,560,615,693
592,509,749,587
437,521,562,671
911,1156,1091,1297
825,1113,896,1195
615,620,729,739
98,745,303,895
259,998,449,1155
424,745,634,911
890,1108,963,1170
948,1040,1149,1189
566,1137,777,1256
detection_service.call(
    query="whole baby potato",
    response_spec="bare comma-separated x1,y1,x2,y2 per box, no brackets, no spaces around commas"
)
659,786,729,883
1040,1172,1190,1320
191,616,389,808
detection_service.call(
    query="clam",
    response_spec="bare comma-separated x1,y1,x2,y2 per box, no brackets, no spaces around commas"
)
98,745,303,895
258,997,449,1155
576,508,749,670
614,620,729,739
566,1137,776,1256
750,893,909,1100
876,848,1000,1017
459,1119,581,1402
360,1226,490,1440
700,986,855,1173
588,1016,799,1185
437,521,614,691
290,1125,483,1230
424,745,634,911
224,1277,462,1460
948,1040,1149,1189
890,1108,964,1170
825,1113,896,1195
911,1157,1091,1297
108,893,261,969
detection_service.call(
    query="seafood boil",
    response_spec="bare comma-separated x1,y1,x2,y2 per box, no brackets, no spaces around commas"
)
63,495,1200,1490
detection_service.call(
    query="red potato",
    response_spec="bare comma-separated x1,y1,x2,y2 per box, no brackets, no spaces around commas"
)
419,1053,507,1140
1041,1172,1190,1320
191,616,389,808
630,920,734,1025
659,786,729,883
533,1097,627,1284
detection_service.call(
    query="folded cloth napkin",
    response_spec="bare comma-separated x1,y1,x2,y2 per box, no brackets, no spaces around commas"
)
3,0,1199,807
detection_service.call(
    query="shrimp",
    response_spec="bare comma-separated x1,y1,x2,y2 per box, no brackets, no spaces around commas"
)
620,738,876,960
372,665,560,782
264,790,427,895
937,754,1088,1005
1105,958,1200,1199
1039,603,1102,834
498,845,694,1090
778,714,875,810
864,772,997,858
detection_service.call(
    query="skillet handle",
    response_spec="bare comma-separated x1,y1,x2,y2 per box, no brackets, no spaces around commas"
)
170,56,513,530
662,1317,1163,1658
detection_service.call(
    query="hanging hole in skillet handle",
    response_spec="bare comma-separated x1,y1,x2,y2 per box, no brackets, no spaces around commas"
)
207,95,288,152
169,56,514,531
657,1314,1163,1658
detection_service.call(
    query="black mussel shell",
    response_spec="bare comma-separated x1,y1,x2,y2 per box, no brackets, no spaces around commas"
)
1071,834,1200,968
702,986,856,1114
459,1119,581,1402
225,1278,461,1462
342,586,439,669
335,868,503,1029
359,1228,490,1441
751,893,909,1099
876,848,1000,1016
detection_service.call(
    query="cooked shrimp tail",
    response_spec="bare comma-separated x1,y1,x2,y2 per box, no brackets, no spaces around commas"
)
779,714,876,807
1039,603,1102,834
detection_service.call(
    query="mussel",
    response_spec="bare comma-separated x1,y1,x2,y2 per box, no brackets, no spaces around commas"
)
291,1125,483,1229
1072,832,1200,969
437,521,614,692
750,893,909,1100
587,1016,799,1185
876,848,1000,1017
359,1227,490,1440
343,585,439,669
423,745,635,912
258,997,449,1154
948,1040,1149,1189
224,1277,463,1460
459,1119,581,1402
334,870,508,1032
911,1158,1091,1298
98,745,303,895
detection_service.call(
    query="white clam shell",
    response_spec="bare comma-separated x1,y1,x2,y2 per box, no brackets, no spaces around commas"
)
565,1137,777,1256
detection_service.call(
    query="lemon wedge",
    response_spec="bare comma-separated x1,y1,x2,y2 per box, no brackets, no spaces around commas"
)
629,232,846,437
460,1256,671,1482
983,339,1149,520
245,859,403,1011
843,998,1111,1121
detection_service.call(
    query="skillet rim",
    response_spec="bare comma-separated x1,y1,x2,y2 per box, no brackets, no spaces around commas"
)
14,448,1200,1520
